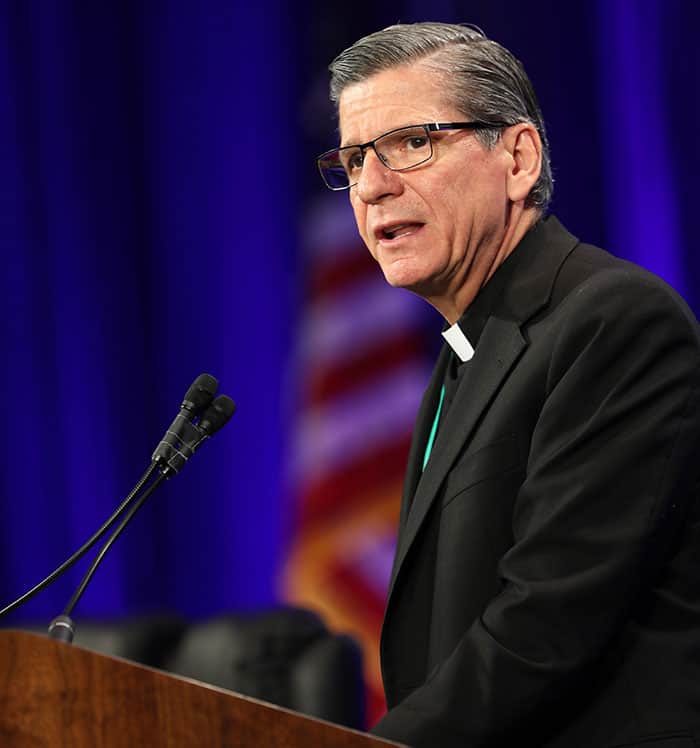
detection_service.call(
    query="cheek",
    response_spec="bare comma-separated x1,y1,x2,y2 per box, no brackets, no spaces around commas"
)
428,187,471,242
421,172,471,223
436,171,497,238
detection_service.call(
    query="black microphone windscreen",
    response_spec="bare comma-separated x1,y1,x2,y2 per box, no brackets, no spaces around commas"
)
182,373,219,412
198,395,236,436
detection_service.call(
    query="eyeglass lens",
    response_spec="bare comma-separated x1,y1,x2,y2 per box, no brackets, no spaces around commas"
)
320,125,433,189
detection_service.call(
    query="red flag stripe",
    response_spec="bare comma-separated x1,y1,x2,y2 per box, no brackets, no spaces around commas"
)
326,559,388,622
299,433,413,525
309,248,379,300
307,333,426,404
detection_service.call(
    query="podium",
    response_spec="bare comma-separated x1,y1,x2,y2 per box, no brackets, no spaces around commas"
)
0,630,404,747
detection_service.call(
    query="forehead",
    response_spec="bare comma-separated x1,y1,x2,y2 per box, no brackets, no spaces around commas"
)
338,62,456,145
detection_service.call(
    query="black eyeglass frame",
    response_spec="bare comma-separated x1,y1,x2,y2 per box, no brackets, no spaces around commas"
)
316,121,508,191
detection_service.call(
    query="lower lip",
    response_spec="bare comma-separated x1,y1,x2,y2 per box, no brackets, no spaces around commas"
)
377,225,424,247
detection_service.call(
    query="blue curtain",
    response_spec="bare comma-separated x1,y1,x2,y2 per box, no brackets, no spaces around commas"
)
0,1,298,622
1,1,697,625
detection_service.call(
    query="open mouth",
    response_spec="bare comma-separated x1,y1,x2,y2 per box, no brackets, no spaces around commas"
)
379,223,423,240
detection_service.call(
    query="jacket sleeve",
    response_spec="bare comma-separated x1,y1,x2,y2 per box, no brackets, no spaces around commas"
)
372,270,700,747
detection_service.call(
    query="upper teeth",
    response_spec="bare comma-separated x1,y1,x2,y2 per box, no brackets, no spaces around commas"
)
385,224,408,237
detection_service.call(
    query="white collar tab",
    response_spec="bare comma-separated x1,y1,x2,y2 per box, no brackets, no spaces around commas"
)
441,322,474,362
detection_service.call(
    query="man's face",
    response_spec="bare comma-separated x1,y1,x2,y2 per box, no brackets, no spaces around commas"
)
338,62,513,315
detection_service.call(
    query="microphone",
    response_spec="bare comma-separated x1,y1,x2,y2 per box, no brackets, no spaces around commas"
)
153,382,236,477
0,373,236,630
151,373,219,470
181,373,220,412
45,382,237,642
158,395,237,476
199,395,237,436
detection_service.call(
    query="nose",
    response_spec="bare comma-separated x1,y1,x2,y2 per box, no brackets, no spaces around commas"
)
354,148,403,204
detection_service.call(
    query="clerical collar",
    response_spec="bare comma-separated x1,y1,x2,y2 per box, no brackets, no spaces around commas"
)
441,323,474,362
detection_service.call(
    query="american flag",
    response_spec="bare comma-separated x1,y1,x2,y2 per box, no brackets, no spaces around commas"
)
283,194,432,725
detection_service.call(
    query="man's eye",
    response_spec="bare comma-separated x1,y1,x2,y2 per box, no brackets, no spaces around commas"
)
343,151,364,174
405,135,429,150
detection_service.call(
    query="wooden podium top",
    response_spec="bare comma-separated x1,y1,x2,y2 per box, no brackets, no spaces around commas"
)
0,630,405,748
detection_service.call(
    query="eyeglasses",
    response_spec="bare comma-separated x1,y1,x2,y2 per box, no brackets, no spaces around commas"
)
316,121,507,191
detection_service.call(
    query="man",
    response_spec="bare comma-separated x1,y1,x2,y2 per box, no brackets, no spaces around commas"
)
315,22,700,748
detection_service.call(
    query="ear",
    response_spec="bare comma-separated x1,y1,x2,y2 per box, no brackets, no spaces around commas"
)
502,123,542,203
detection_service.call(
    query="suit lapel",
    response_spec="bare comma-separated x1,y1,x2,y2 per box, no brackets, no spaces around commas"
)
397,345,451,529
386,317,527,602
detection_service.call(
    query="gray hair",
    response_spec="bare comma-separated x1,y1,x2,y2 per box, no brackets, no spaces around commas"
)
329,22,553,212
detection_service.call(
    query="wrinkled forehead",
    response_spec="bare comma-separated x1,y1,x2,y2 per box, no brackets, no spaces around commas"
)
337,62,455,145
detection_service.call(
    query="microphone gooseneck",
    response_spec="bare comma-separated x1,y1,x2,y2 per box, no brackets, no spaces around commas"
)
0,373,237,642
49,470,169,640
0,462,159,620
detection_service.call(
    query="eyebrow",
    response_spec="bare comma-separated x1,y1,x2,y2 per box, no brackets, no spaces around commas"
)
339,134,360,149
338,123,407,149
339,125,400,149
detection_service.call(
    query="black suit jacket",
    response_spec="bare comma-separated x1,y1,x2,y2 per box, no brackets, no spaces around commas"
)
372,216,700,747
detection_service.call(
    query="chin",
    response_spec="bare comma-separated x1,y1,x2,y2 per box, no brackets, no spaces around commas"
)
379,257,437,291
381,270,430,294
376,255,421,286
380,266,414,288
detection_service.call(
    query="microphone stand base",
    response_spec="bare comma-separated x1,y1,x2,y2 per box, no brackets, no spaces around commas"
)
48,614,75,643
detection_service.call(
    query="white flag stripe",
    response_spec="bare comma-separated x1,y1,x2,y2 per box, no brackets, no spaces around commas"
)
293,361,429,480
301,279,427,365
346,531,398,598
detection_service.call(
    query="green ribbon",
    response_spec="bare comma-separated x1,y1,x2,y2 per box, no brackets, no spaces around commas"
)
422,384,445,471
